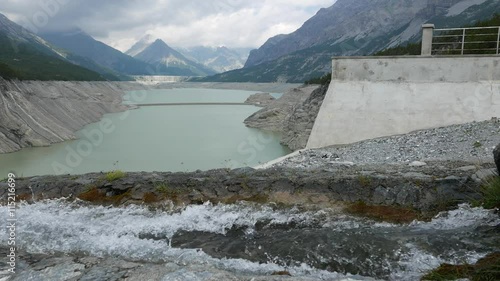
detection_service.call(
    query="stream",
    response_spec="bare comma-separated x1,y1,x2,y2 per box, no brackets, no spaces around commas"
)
1,200,499,280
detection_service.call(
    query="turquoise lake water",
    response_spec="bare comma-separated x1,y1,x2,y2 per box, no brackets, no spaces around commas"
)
0,88,289,177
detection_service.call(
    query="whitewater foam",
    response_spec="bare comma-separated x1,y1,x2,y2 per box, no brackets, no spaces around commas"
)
4,200,376,280
3,200,498,280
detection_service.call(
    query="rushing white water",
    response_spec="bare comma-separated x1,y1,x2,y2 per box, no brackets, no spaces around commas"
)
2,200,499,280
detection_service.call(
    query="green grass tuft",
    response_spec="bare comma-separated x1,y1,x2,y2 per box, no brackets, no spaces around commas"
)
357,175,372,187
154,182,181,197
473,141,483,148
481,176,500,209
105,170,126,182
422,252,500,281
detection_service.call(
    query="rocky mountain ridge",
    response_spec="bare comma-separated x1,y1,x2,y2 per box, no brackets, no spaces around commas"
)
205,0,500,82
125,34,155,57
133,39,216,76
40,29,154,77
245,0,488,68
0,14,108,81
177,46,251,73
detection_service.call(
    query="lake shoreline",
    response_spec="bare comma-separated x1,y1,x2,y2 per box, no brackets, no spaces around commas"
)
2,78,499,212
0,79,298,154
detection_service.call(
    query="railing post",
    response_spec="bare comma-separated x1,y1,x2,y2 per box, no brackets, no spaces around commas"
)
421,24,435,56
497,26,500,55
461,28,466,55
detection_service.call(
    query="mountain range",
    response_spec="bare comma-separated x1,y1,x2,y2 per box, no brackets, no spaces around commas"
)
40,29,155,77
177,46,251,73
125,34,155,57
0,13,243,80
1,0,499,82
199,0,500,83
0,13,108,81
125,35,249,74
131,39,216,76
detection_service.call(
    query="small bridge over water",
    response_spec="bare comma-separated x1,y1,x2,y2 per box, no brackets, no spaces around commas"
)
135,102,249,107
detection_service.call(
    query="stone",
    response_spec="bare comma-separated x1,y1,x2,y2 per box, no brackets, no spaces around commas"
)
409,161,427,167
494,143,500,174
330,161,355,167
456,165,477,172
402,172,432,180
372,186,395,205
472,168,498,183
188,190,204,203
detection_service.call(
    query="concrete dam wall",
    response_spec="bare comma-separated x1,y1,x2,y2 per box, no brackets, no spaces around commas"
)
307,56,500,149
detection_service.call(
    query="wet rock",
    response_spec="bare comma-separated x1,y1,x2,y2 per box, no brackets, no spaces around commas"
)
456,165,477,172
188,190,204,203
395,185,419,207
123,264,180,281
2,159,494,212
402,172,432,180
472,168,498,182
494,143,500,174
372,186,396,205
12,257,85,281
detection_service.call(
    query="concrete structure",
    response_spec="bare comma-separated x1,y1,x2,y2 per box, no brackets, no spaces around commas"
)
421,24,435,56
306,55,500,149
132,76,187,84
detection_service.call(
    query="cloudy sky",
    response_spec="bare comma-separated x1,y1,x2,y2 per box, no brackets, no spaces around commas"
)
1,0,336,51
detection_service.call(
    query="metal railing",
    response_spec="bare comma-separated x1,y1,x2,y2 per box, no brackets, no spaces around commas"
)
431,26,500,55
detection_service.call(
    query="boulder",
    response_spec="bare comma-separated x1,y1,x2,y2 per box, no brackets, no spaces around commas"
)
494,143,500,174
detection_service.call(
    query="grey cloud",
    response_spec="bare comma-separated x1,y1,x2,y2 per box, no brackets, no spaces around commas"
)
0,0,334,48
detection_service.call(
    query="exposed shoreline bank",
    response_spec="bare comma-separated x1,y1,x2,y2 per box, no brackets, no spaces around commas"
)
0,79,298,154
0,79,142,153
243,84,327,151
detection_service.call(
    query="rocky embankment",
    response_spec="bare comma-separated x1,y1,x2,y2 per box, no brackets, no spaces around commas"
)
1,247,331,281
275,118,500,169
0,78,143,153
244,84,326,150
2,159,496,214
244,92,276,107
281,84,329,151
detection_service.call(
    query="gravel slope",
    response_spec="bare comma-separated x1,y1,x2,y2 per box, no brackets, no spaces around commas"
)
274,118,500,169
